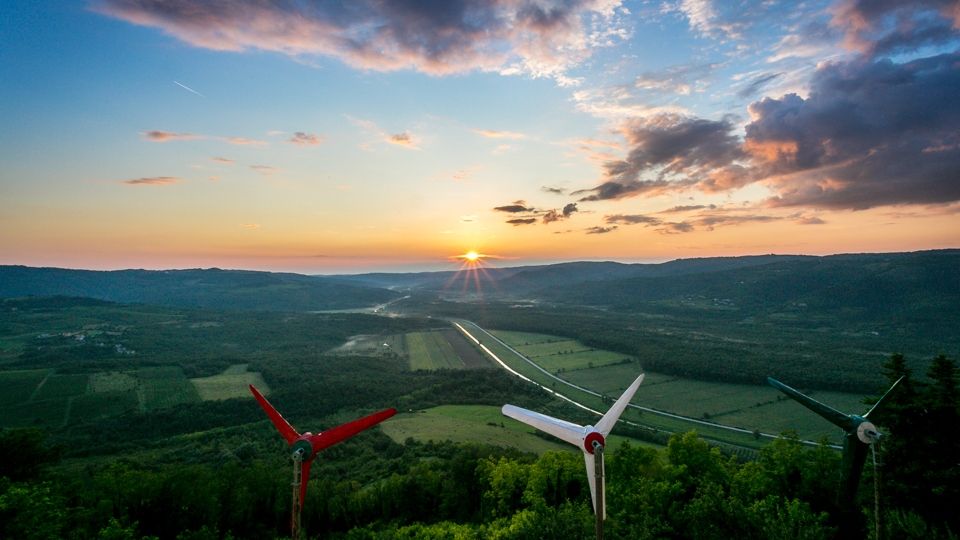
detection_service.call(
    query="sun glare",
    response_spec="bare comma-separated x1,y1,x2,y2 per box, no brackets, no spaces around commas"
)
465,251,480,262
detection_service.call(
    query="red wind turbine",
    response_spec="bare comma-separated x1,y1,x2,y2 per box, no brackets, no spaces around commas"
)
249,385,396,539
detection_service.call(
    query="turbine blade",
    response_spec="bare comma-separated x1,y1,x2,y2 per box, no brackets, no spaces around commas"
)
308,408,396,453
596,374,645,437
583,451,606,519
249,384,299,444
502,404,586,448
767,377,853,430
584,452,597,514
299,458,312,511
864,376,904,418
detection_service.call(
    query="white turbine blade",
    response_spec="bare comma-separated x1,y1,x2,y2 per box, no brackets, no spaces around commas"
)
596,374,645,437
583,451,606,519
502,404,585,448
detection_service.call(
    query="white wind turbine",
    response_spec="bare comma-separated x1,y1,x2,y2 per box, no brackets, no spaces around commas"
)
502,374,644,539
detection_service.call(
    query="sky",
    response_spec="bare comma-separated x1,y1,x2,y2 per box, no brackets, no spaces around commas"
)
1,0,958,273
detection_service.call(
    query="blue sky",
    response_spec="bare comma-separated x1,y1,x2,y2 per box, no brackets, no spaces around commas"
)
1,1,958,272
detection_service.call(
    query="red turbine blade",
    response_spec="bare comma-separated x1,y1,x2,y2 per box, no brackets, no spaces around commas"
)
299,458,313,510
308,408,397,453
249,384,300,444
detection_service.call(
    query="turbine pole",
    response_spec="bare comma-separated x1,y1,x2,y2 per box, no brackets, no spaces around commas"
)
593,440,604,540
291,449,303,540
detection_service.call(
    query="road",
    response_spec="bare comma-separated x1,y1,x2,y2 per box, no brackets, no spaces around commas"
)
454,319,840,450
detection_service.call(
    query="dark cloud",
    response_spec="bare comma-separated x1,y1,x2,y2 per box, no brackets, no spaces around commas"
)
493,201,535,213
121,176,179,186
797,216,827,225
507,218,537,226
541,202,578,224
736,72,782,98
660,204,717,213
585,225,617,234
604,214,662,226
93,0,620,83
745,52,960,209
659,222,694,234
288,132,323,146
574,114,743,201
832,0,960,57
541,185,566,195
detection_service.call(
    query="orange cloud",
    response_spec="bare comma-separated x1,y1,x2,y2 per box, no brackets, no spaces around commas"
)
121,176,180,186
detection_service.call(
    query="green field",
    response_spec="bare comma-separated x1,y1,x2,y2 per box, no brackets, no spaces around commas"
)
0,369,50,406
137,366,201,411
71,390,140,422
490,330,634,373
33,373,89,401
0,398,68,428
191,363,269,401
487,327,870,444
406,330,464,370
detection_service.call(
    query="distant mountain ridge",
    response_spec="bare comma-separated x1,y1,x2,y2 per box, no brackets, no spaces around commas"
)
0,266,399,311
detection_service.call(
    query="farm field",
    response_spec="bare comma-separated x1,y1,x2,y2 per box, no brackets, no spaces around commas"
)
489,330,634,373
489,327,870,444
381,404,659,455
406,330,463,370
328,333,405,358
191,363,270,401
137,366,201,412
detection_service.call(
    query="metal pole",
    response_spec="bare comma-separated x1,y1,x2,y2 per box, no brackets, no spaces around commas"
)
291,451,302,540
593,441,604,540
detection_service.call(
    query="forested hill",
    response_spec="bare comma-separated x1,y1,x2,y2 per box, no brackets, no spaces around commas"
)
529,249,960,319
0,266,399,311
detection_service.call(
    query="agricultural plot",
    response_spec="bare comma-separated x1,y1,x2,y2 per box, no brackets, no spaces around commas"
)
381,404,570,454
137,366,201,411
32,374,88,401
191,363,269,401
328,333,406,359
71,390,139,423
88,371,138,393
0,369,49,406
491,330,634,373
0,398,68,428
406,330,464,370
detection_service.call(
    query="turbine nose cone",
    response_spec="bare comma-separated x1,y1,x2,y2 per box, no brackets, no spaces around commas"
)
857,420,881,444
583,430,605,454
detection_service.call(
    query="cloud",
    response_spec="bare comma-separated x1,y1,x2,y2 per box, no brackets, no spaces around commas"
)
797,216,826,225
604,214,661,226
250,165,278,175
736,72,783,98
211,156,234,164
542,203,578,224
288,132,323,146
831,0,960,57
585,225,617,234
634,63,719,96
121,176,179,186
460,215,477,223
745,52,960,209
473,129,527,139
240,223,260,230
142,130,201,142
388,132,420,149
574,114,743,201
93,0,627,85
226,136,268,146
541,186,566,195
659,221,694,234
507,218,537,226
493,201,536,213
660,204,716,213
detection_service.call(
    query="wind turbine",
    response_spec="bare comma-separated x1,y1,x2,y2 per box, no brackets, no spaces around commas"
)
502,374,644,539
249,385,396,540
766,376,902,529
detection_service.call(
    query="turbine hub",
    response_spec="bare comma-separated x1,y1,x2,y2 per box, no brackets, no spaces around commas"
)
856,421,881,444
292,437,314,460
584,431,605,454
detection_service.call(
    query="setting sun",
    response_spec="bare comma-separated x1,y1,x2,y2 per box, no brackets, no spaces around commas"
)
465,251,480,262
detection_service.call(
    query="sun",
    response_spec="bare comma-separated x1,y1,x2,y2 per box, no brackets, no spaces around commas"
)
464,250,480,262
